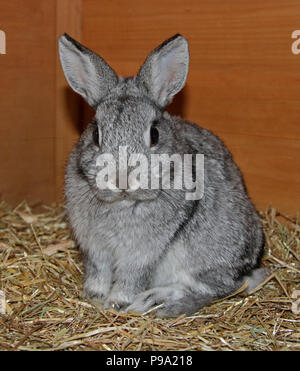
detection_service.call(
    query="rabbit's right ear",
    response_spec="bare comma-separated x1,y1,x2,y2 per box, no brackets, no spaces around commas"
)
58,34,118,109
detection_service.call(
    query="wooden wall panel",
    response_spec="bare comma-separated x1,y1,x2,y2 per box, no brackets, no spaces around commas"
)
82,0,300,214
0,1,57,204
0,0,82,205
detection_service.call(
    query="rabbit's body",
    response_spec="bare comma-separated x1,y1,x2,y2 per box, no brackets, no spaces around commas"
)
59,34,265,317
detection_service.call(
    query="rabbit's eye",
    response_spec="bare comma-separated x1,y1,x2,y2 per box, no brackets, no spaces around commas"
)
150,126,159,147
93,127,100,146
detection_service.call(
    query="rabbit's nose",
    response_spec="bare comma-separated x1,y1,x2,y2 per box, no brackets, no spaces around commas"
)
127,177,140,192
115,168,141,191
115,174,140,192
115,170,128,190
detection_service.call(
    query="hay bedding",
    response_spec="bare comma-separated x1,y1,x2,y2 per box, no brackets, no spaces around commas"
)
0,200,299,351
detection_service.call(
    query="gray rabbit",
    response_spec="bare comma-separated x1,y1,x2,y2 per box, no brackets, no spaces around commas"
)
58,33,266,317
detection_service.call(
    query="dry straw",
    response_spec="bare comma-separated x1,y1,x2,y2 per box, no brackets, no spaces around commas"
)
0,200,299,350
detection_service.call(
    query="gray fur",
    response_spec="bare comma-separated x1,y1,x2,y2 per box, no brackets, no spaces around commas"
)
58,34,265,318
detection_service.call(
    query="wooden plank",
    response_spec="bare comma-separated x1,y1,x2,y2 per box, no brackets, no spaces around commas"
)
220,132,300,213
0,1,57,204
82,0,300,214
55,0,82,202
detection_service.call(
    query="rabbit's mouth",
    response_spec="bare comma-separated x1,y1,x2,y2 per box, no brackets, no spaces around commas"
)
122,189,159,201
93,187,160,204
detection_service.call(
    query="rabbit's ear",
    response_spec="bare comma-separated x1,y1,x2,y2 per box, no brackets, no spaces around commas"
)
137,34,189,107
58,33,118,109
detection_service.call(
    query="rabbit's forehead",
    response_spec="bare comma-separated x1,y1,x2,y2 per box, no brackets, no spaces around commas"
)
95,98,158,129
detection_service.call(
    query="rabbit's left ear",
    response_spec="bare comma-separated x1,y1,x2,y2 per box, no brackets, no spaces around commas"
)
58,33,118,109
137,34,189,108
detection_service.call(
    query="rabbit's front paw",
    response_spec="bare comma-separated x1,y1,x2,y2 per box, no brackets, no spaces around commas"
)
82,279,110,309
82,287,106,302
